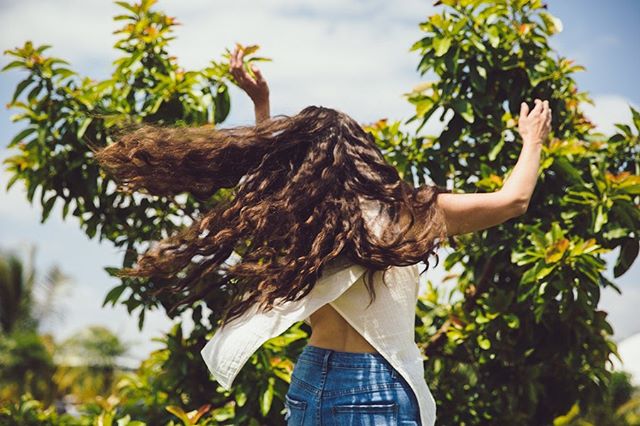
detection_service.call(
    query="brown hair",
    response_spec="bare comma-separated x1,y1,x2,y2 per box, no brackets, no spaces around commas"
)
91,105,450,327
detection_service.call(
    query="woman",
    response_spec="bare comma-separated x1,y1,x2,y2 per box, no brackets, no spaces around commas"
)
93,46,551,425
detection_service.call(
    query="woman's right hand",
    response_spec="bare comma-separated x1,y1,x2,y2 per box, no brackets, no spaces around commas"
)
229,45,270,105
518,99,552,146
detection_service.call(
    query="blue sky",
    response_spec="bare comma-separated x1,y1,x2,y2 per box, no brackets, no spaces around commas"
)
549,1,640,106
0,0,638,376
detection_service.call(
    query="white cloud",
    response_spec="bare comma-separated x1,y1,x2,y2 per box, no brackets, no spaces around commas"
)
582,94,636,136
1,0,436,123
0,0,120,77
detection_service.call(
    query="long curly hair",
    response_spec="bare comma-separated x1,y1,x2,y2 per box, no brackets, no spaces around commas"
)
92,105,451,327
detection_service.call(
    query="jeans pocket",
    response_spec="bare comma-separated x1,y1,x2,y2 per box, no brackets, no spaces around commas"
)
284,394,308,425
332,402,397,425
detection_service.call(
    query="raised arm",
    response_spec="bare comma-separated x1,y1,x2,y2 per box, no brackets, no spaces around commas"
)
437,99,551,236
229,45,271,124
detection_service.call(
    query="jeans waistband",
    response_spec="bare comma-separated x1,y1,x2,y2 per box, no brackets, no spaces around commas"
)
298,344,391,369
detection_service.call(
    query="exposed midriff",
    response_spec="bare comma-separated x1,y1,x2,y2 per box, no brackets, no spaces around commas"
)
307,303,379,353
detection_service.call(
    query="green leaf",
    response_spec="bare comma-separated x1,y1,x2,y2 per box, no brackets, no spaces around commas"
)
235,387,248,407
5,173,21,191
113,14,134,21
487,27,500,48
522,262,542,284
504,314,520,329
416,98,434,118
115,1,138,14
1,60,25,72
8,127,36,148
55,68,76,79
470,35,486,52
213,84,230,124
511,250,537,266
41,194,57,223
260,376,275,416
554,157,585,184
433,37,452,57
451,99,474,123
36,44,53,54
470,65,487,92
137,308,145,331
603,228,629,240
613,238,639,278
77,117,93,139
536,265,554,280
11,77,34,103
540,12,563,35
165,406,190,425
594,204,607,233
102,284,127,307
488,136,505,161
477,335,491,350
630,105,640,130
62,200,70,219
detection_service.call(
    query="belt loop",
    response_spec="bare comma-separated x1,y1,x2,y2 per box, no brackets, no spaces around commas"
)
322,348,332,373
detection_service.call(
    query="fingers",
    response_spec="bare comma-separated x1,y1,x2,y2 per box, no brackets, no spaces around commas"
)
229,46,265,87
230,46,251,85
530,98,543,116
229,47,238,74
251,64,264,82
236,46,245,63
519,101,529,119
230,45,240,68
545,102,552,128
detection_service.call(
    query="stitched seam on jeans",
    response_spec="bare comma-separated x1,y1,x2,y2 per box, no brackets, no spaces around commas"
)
322,381,404,398
290,375,320,395
297,358,391,369
333,402,397,413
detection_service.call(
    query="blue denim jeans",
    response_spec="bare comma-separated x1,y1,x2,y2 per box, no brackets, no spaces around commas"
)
284,344,421,425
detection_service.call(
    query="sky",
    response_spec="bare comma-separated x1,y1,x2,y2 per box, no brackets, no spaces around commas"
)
0,0,639,377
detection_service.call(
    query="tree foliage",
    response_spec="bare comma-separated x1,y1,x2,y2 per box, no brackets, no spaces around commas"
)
396,0,639,424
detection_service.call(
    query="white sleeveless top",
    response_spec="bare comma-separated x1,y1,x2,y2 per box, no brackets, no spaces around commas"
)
200,198,438,426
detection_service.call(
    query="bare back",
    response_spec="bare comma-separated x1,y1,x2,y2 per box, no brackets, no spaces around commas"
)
307,304,378,353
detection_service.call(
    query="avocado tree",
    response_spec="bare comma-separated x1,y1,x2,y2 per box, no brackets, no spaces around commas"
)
376,0,638,424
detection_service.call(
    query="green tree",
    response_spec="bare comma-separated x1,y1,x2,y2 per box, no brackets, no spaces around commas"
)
0,330,56,405
0,248,70,405
53,325,128,402
0,246,69,334
553,370,640,426
390,0,638,424
3,1,284,423
0,248,36,334
3,0,639,425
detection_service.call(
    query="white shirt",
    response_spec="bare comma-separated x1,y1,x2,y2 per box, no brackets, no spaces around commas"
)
200,198,438,426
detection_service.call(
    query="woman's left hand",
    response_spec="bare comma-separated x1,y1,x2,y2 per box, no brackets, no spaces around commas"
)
229,45,270,105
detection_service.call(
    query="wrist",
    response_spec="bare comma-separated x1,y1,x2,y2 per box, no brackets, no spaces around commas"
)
253,99,270,124
522,138,543,148
251,93,270,106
